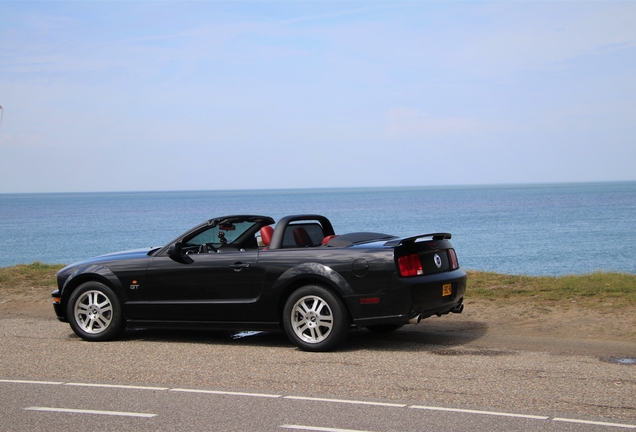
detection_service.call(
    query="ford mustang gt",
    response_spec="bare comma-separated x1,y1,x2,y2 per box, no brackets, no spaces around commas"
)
52,214,467,351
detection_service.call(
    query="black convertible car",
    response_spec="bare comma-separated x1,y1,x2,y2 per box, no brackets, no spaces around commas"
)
52,214,467,351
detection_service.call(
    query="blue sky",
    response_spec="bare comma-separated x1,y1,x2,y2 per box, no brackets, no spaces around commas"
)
1,1,635,193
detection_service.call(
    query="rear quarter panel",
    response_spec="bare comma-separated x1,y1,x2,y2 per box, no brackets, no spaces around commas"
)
251,246,397,322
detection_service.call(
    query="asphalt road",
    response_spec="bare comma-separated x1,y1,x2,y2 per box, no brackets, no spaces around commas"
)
1,313,635,431
3,380,633,432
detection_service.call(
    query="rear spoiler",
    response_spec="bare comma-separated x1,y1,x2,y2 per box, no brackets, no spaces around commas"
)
384,232,452,247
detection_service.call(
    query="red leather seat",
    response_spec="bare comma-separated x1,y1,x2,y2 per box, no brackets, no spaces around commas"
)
322,234,338,245
293,227,313,247
260,225,274,247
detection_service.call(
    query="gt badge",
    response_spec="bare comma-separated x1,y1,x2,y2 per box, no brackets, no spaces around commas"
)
433,254,442,268
130,279,139,290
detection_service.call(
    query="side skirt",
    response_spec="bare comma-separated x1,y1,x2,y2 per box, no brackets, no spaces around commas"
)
125,319,281,332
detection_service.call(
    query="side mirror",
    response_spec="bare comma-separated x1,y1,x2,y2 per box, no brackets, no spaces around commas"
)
168,242,183,258
168,242,193,264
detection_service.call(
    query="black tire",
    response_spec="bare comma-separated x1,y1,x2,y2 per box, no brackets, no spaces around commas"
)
366,324,405,333
283,285,350,352
67,281,125,341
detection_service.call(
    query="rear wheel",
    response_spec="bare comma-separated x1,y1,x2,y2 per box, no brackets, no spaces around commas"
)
67,281,125,341
283,285,350,352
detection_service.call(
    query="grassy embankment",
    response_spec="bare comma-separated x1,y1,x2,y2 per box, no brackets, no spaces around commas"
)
0,262,64,302
467,270,635,309
0,263,634,310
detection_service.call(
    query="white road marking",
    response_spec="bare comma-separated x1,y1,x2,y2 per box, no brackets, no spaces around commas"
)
284,396,406,408
410,405,549,420
281,425,373,432
5,379,636,429
65,382,169,391
0,379,63,385
25,406,156,418
553,418,636,429
171,388,281,398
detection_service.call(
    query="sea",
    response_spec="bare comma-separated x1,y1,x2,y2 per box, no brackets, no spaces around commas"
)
1,182,634,276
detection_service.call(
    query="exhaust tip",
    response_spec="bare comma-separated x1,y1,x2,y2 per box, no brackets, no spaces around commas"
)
409,314,422,325
450,304,464,314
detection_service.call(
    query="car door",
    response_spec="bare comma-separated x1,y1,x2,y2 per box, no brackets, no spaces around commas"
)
131,249,259,322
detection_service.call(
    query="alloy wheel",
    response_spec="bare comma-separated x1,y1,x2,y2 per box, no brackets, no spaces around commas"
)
73,290,113,334
290,295,334,344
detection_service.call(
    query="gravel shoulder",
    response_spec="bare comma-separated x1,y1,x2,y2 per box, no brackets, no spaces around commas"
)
1,297,635,423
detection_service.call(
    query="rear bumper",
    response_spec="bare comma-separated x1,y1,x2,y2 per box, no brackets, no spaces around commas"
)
407,268,467,318
348,268,467,327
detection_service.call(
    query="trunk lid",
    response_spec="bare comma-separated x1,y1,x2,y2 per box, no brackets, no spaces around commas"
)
387,233,458,277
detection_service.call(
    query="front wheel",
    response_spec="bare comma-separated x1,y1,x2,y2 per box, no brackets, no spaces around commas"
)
67,281,125,341
283,285,350,352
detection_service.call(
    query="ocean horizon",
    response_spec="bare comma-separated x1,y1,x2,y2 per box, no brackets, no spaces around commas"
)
5,180,633,196
1,181,634,276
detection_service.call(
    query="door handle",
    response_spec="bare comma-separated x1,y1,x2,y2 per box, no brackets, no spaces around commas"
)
229,263,250,272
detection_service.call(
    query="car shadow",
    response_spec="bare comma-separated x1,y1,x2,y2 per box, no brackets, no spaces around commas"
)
341,320,489,353
109,318,489,353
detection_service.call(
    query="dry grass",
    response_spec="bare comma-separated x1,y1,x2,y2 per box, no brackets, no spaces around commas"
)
468,270,636,309
0,262,64,301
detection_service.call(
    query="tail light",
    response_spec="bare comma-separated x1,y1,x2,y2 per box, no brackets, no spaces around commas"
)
448,248,459,270
398,253,423,277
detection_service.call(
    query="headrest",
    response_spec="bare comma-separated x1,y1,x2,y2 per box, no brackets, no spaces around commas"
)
260,225,274,246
